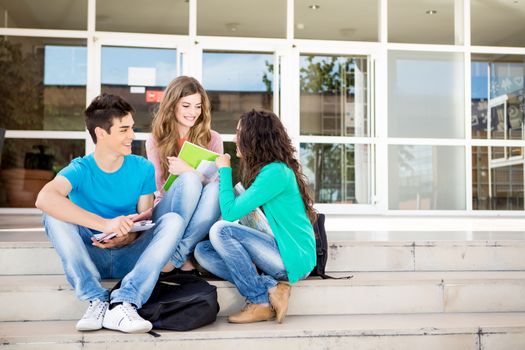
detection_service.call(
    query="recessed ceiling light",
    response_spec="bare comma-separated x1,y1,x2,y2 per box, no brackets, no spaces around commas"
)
296,23,305,30
309,5,320,10
425,9,437,15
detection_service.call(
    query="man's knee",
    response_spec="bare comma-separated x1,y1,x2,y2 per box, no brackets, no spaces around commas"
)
43,214,76,239
155,212,185,240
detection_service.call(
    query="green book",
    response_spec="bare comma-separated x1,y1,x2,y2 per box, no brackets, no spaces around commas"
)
162,141,220,192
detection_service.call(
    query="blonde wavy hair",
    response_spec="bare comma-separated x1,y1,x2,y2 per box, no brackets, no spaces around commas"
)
151,76,212,180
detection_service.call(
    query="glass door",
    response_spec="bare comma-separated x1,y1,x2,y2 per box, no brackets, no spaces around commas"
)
200,44,281,183
92,37,184,156
297,49,376,212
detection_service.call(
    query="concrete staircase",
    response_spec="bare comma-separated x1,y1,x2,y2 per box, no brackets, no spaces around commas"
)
1,216,525,349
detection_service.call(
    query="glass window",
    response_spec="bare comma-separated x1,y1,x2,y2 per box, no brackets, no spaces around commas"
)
0,139,85,208
224,142,241,185
101,46,177,132
198,0,285,38
96,0,188,34
0,37,87,131
294,0,378,41
300,54,369,137
0,0,87,30
472,146,523,210
132,140,146,158
388,145,465,210
471,54,525,140
202,51,274,134
389,0,461,45
388,51,464,139
472,1,525,47
300,143,371,204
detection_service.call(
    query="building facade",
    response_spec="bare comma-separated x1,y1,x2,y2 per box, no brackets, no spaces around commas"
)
0,0,524,216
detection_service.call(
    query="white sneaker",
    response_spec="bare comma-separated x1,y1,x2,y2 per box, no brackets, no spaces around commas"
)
102,302,152,333
76,299,109,331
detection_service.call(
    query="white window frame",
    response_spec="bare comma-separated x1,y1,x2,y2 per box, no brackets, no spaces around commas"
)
293,42,381,214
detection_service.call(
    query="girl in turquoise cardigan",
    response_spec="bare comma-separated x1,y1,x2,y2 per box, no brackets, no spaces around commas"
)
194,109,316,324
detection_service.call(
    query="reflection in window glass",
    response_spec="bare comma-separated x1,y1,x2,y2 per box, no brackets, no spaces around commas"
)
300,143,370,204
0,37,87,131
388,145,465,210
203,52,274,134
389,0,459,45
132,140,146,158
472,146,523,210
0,139,84,208
471,55,525,140
96,0,188,34
300,55,368,137
224,142,241,185
198,0,285,38
101,46,177,132
0,0,87,30
294,0,377,41
388,51,464,138
472,1,525,47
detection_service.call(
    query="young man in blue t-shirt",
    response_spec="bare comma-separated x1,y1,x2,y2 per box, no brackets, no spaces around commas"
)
36,94,185,333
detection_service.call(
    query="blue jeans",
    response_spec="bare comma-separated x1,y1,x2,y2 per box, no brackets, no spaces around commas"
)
43,212,185,308
153,171,220,268
194,220,288,304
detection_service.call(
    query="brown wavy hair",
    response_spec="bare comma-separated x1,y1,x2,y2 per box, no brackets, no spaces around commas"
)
151,76,212,180
237,109,316,224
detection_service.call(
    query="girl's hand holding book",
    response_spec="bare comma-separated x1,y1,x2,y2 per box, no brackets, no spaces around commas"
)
215,154,231,168
167,156,193,175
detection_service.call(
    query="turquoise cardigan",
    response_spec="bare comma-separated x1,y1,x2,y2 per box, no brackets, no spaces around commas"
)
218,162,316,283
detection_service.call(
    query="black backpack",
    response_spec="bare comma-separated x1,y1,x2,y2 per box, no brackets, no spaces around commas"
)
112,274,219,332
310,213,352,280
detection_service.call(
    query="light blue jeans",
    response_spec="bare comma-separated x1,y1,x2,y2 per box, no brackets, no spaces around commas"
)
152,171,221,268
43,212,185,308
194,220,288,304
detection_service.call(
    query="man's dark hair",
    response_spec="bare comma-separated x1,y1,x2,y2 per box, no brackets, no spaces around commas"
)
84,93,135,143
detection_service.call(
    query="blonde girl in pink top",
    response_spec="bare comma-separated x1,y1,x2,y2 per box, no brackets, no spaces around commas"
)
146,76,223,275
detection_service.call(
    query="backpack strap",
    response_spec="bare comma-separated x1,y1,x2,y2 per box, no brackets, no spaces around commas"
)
318,272,353,280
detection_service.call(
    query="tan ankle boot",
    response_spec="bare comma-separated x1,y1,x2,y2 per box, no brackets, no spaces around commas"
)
269,283,291,323
227,303,276,324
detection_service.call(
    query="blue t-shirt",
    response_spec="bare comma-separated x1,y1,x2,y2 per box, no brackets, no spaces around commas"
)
58,153,156,219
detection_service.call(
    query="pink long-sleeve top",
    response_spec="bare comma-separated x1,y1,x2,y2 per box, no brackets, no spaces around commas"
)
145,130,224,205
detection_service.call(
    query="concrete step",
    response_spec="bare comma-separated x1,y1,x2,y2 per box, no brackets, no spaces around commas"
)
3,230,525,275
2,313,525,350
2,272,525,322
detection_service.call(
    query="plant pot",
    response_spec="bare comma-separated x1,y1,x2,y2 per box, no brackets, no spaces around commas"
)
0,168,54,207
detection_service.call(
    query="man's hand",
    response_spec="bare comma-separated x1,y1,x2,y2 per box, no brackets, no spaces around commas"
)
215,154,231,169
167,157,193,175
102,215,134,237
91,232,138,249
130,208,152,222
